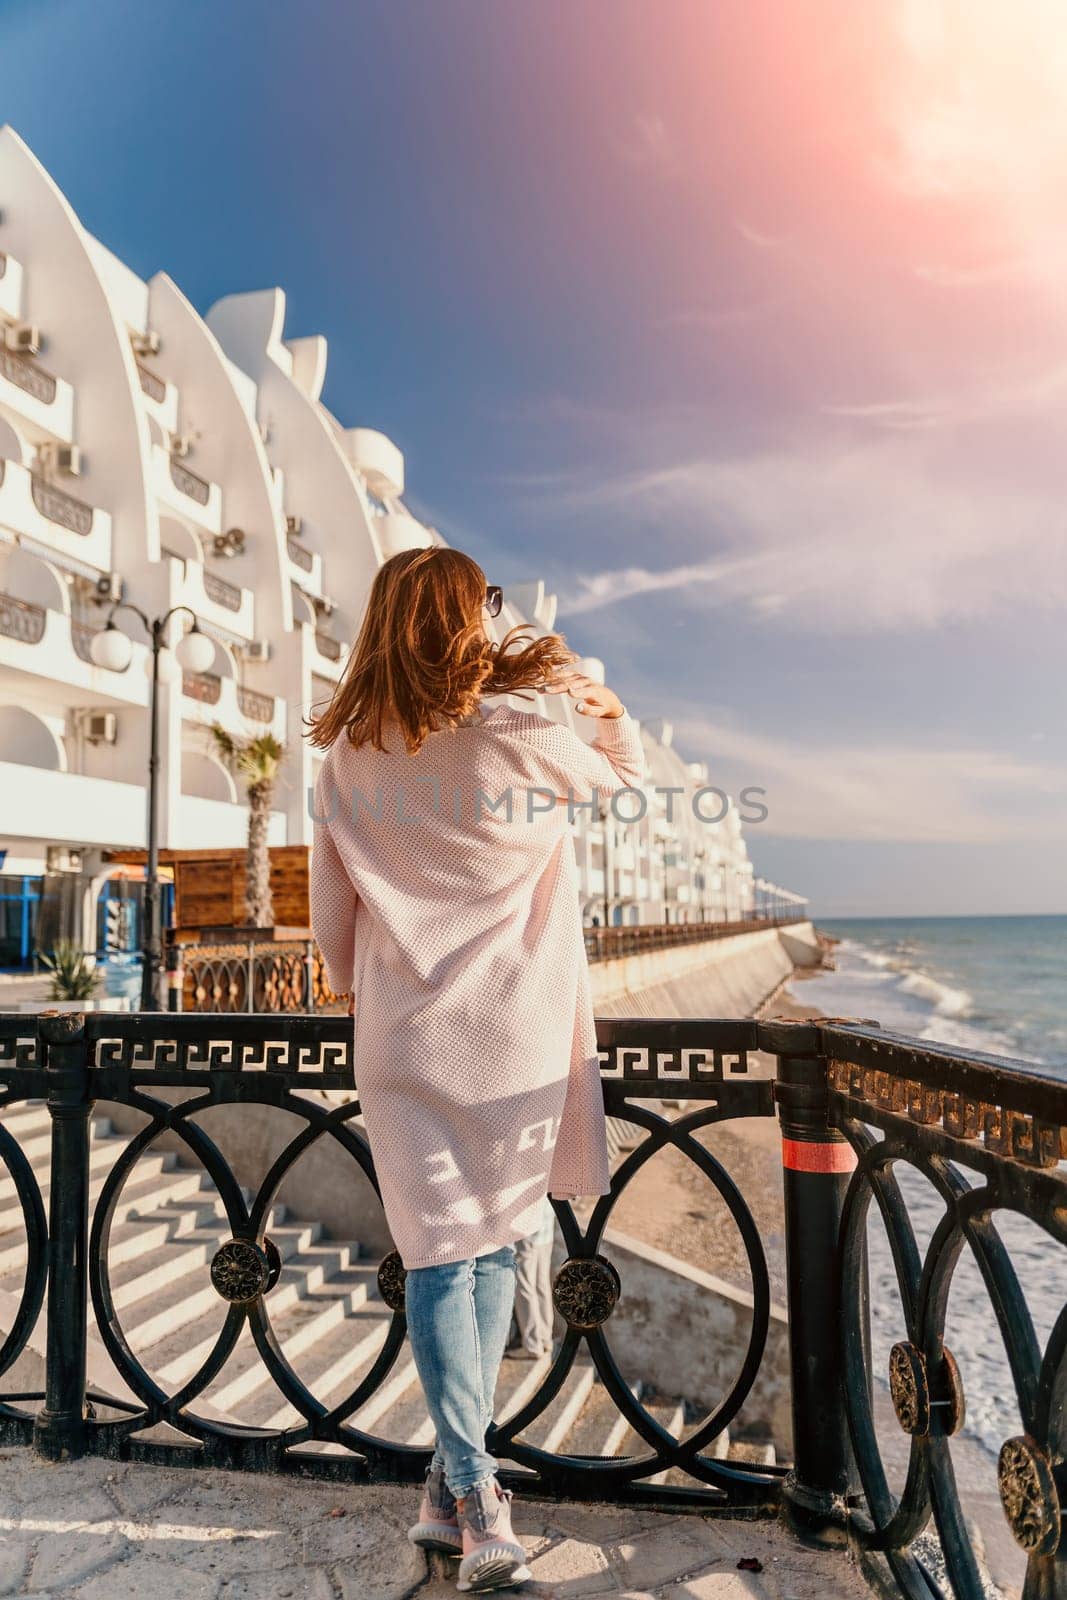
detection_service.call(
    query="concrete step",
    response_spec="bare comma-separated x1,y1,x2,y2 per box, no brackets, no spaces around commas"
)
0,1126,135,1209
517,1358,597,1456
106,1206,301,1313
552,1372,641,1460
0,1161,206,1275
0,1103,53,1141
123,1238,360,1367
205,1275,388,1426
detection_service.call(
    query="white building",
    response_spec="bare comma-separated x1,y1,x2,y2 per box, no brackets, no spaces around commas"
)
0,127,790,966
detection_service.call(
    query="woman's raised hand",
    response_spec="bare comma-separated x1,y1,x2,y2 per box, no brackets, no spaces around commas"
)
544,671,625,720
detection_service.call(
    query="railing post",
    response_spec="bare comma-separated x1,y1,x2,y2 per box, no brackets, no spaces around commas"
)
165,938,183,1013
305,939,316,1015
763,1018,859,1547
33,1011,92,1461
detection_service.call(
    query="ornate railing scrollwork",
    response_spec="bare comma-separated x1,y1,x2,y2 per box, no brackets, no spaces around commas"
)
0,1007,1060,1583
30,474,94,536
136,362,166,403
286,535,313,572
0,347,57,404
315,630,342,661
181,669,222,705
169,456,211,506
237,685,274,724
0,591,46,645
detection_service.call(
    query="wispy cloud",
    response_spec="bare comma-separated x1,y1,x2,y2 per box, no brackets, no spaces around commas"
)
621,112,675,172
531,423,1067,633
666,712,1067,845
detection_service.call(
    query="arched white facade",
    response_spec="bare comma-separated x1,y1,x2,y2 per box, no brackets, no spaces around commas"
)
0,127,794,940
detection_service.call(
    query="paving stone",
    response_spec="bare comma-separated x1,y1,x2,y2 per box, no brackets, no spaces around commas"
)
334,1538,427,1600
28,1529,128,1592
0,1536,32,1597
76,1551,221,1599
221,1566,337,1600
608,1521,733,1591
666,1571,772,1600
525,1534,619,1595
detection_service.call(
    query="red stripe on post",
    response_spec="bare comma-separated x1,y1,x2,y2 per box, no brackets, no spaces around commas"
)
782,1137,857,1174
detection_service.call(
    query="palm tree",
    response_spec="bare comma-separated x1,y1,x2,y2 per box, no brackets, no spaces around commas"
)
210,726,285,928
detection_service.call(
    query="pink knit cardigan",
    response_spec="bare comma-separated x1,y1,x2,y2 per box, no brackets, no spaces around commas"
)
310,702,645,1269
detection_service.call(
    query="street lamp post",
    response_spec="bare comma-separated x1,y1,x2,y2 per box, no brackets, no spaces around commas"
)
90,604,215,1010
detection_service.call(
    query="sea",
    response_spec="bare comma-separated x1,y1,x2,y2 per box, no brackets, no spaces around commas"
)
800,915,1066,1479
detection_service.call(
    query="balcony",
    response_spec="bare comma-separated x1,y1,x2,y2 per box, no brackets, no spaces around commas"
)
0,347,74,444
0,251,24,323
134,360,179,432
0,592,146,704
312,627,345,675
285,531,324,593
344,427,404,499
181,668,285,739
0,761,147,845
152,443,222,535
0,458,113,571
374,509,432,558
175,558,254,640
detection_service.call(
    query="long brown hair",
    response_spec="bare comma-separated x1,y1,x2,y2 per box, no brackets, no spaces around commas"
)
306,547,575,753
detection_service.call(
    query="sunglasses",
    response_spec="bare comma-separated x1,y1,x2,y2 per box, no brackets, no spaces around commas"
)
485,585,503,618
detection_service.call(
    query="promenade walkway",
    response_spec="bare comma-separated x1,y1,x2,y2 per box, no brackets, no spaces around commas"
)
0,1451,871,1600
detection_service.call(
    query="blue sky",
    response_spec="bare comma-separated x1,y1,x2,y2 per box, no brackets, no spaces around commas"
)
4,0,1065,915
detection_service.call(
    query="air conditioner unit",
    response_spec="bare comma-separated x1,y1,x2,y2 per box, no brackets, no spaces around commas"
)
286,515,302,536
95,571,124,604
46,845,83,874
86,711,118,745
50,444,83,477
213,527,246,559
131,329,161,357
245,639,272,663
170,434,194,458
4,324,42,356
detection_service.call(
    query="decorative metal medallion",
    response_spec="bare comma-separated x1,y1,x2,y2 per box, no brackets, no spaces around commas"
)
889,1341,965,1437
209,1236,282,1304
377,1250,407,1312
552,1254,621,1329
889,1342,928,1435
998,1435,1062,1556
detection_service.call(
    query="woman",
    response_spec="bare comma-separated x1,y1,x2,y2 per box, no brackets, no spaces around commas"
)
308,547,643,1593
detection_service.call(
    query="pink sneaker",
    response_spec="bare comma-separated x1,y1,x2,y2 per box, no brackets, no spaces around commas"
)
407,1464,463,1555
456,1480,531,1593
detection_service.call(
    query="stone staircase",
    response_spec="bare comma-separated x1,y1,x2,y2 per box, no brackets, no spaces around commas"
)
0,1103,776,1481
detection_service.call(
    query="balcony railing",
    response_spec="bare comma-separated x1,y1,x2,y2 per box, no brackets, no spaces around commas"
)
29,474,94,537
315,629,342,661
0,253,6,279
71,619,116,666
286,534,314,572
203,570,243,612
0,347,57,405
0,590,46,644
237,685,275,724
181,669,222,706
584,915,804,960
169,456,211,506
0,1008,1061,1600
135,362,167,403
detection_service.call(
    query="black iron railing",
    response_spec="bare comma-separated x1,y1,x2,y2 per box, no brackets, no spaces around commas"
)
584,916,806,961
0,1011,1062,1597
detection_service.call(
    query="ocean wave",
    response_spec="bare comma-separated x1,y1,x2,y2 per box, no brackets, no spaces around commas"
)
897,969,973,1017
917,1014,1016,1056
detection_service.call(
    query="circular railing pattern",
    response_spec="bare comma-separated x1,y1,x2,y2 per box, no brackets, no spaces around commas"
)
834,1113,1067,1600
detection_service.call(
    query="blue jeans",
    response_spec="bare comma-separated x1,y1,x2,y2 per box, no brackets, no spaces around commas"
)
404,1244,517,1497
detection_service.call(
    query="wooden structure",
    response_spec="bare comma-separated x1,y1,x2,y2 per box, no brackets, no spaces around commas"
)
103,846,344,1012
105,845,312,933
